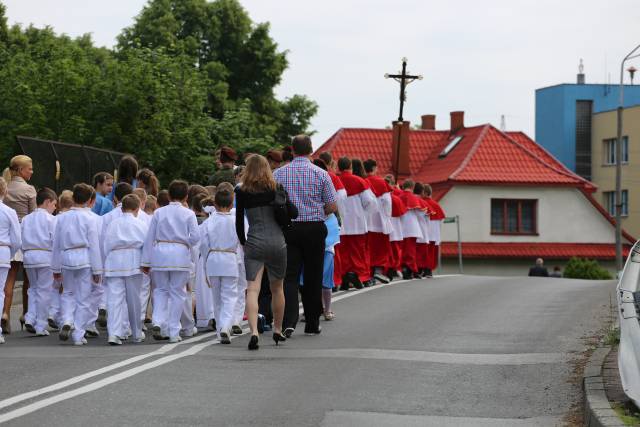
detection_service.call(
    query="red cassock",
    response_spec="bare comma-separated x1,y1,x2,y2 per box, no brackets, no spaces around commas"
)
329,172,347,286
424,197,446,271
389,193,407,271
365,175,393,270
416,198,431,270
398,190,423,273
336,171,376,282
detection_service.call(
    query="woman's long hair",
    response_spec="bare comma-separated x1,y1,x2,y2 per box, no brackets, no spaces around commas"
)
241,155,277,193
117,155,138,184
3,155,32,182
137,168,159,197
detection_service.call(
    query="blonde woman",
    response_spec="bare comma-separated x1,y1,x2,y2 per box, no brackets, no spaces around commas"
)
235,155,297,350
2,155,36,333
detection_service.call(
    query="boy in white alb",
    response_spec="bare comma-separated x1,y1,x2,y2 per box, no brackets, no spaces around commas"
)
132,188,153,329
0,178,21,343
142,180,199,343
52,184,102,346
48,190,73,330
98,182,134,328
200,186,239,344
22,188,57,336
103,195,148,345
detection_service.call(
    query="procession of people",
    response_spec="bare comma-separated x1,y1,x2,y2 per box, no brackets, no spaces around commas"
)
0,134,444,349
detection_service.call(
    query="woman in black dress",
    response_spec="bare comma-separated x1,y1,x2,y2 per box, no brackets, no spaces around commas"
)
235,155,297,350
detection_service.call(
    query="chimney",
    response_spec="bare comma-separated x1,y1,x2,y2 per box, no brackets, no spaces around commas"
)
420,114,436,130
577,58,585,84
450,111,464,133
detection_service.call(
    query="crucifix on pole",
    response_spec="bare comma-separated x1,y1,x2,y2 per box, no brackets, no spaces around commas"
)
385,57,423,122
385,58,422,181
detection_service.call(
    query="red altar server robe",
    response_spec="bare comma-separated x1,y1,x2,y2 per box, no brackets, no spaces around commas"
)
365,175,393,269
337,171,377,282
416,198,432,270
329,171,347,285
398,189,424,273
389,193,407,271
424,197,446,271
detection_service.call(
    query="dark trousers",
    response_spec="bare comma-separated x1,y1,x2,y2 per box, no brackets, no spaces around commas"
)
283,221,327,331
258,268,273,324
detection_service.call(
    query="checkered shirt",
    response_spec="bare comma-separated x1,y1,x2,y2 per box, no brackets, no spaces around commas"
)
273,157,337,222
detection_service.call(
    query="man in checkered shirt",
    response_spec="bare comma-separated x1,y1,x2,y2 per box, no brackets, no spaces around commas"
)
273,135,337,336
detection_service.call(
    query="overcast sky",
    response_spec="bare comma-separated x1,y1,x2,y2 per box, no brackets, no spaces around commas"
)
4,0,640,146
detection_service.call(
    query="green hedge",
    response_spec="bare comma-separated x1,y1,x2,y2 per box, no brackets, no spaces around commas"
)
562,257,613,280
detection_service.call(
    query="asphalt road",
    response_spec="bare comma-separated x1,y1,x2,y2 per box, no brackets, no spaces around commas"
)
0,275,616,426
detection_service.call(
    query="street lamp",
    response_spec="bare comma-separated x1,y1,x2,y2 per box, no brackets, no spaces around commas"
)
615,43,640,274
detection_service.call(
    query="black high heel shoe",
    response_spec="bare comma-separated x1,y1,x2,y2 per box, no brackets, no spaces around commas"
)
248,335,259,350
1,316,10,335
272,333,286,346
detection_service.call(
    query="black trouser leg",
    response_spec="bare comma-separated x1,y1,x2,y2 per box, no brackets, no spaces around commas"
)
298,223,327,331
282,229,303,329
258,268,273,324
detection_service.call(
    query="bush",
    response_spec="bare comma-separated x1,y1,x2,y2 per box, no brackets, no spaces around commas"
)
563,257,613,280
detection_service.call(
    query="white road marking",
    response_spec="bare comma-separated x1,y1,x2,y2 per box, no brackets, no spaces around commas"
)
0,275,446,422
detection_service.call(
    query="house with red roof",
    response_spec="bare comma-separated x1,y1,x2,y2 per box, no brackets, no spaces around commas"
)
315,111,634,276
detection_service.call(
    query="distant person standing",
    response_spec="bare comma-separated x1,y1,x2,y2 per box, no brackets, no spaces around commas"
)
274,135,337,337
528,258,549,277
550,266,563,278
209,147,237,186
91,172,114,216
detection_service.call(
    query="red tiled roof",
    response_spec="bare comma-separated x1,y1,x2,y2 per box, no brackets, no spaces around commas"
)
440,242,631,260
315,125,594,191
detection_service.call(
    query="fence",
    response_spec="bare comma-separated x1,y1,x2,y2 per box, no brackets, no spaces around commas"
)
616,241,640,408
16,136,126,192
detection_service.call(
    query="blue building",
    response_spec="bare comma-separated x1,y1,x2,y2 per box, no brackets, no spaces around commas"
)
535,72,640,180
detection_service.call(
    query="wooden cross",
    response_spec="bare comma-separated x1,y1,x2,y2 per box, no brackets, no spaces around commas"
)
385,58,422,122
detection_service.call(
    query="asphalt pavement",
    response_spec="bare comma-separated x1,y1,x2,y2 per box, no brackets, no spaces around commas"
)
0,275,616,426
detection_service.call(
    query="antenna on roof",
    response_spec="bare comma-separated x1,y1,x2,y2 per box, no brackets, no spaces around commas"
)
577,58,585,84
500,115,506,132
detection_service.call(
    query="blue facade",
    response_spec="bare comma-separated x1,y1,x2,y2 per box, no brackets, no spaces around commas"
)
535,83,640,171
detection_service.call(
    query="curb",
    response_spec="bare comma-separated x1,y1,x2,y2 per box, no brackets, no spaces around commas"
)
583,346,625,427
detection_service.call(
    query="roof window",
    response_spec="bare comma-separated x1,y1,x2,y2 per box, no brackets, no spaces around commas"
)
439,136,463,158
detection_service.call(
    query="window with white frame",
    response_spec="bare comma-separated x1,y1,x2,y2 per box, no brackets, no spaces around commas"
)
603,136,629,165
603,190,629,216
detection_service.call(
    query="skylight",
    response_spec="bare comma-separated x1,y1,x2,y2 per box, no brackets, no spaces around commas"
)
439,136,464,158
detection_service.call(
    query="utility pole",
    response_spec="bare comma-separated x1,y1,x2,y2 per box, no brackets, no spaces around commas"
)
616,43,640,273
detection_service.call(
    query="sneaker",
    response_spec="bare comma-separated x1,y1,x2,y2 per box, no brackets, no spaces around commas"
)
169,336,182,343
181,327,197,337
73,341,86,346
81,337,88,344
59,324,72,341
47,318,60,331
133,332,146,343
24,323,36,334
151,325,169,341
283,327,294,338
85,328,100,338
231,325,243,335
324,312,335,321
220,330,231,344
373,272,390,284
97,309,107,328
35,330,50,337
108,336,123,346
208,318,216,331
0,335,5,344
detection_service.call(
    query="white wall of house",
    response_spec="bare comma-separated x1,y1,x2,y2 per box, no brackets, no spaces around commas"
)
439,185,624,244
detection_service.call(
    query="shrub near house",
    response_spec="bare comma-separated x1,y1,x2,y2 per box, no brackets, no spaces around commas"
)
563,257,612,280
